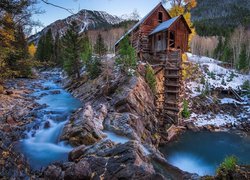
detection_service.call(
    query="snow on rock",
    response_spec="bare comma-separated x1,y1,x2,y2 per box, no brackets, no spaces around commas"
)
191,113,238,127
220,98,247,105
186,53,250,97
186,53,250,128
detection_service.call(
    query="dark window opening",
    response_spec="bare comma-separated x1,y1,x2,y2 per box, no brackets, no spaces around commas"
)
158,35,161,41
170,31,175,48
158,12,163,23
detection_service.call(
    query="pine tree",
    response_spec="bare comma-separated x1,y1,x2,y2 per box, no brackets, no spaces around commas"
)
44,29,54,62
145,64,157,93
116,36,137,74
213,36,223,60
81,34,101,79
94,34,107,57
238,45,248,71
61,21,82,78
54,32,63,66
36,34,45,61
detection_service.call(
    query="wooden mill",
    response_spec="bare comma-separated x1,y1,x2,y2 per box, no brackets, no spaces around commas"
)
115,2,191,125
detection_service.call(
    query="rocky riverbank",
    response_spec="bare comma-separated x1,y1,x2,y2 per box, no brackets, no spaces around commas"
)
0,77,43,177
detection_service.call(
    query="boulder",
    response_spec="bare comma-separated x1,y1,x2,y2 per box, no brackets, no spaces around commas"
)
44,165,63,179
61,105,106,146
64,161,91,180
44,121,51,129
64,140,158,180
68,144,86,161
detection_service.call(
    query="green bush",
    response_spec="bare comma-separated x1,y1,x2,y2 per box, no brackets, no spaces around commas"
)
207,71,216,80
182,99,191,118
87,57,102,80
221,78,226,86
200,76,206,84
201,82,210,97
217,156,238,175
145,64,156,93
241,80,250,96
116,36,137,74
227,71,236,82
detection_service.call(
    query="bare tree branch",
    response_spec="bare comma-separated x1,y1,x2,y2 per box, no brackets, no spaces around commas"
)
41,0,74,14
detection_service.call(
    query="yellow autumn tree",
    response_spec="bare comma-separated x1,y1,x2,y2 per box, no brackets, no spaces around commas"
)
166,0,197,48
28,43,37,58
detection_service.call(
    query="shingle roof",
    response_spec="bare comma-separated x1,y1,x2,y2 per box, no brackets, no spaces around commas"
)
149,16,180,35
114,2,169,46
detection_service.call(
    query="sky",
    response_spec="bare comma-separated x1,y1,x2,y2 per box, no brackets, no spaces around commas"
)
32,0,170,34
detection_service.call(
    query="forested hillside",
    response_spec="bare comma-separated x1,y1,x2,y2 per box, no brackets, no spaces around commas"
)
191,0,250,36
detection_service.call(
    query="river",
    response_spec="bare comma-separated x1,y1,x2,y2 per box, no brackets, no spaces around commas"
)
17,70,81,170
160,131,250,176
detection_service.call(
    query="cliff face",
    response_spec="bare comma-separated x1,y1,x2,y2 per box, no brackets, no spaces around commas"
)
61,60,161,146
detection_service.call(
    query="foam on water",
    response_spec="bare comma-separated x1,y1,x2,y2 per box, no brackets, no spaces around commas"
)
18,78,81,170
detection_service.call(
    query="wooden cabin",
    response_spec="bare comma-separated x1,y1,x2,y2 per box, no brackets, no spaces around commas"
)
115,2,191,62
115,3,192,125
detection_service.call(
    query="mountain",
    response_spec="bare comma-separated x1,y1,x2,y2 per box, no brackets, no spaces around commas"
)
29,9,124,44
191,0,250,36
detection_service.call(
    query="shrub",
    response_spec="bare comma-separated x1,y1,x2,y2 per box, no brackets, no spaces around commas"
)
145,64,157,93
227,71,235,82
182,99,191,118
87,57,102,80
116,36,137,74
217,156,238,176
221,78,226,86
208,71,216,80
241,80,250,96
200,76,206,84
201,82,210,97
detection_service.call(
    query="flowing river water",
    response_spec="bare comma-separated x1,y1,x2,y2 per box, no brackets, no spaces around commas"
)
16,70,131,170
17,71,81,170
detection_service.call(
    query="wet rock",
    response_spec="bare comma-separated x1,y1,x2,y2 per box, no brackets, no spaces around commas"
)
68,144,86,161
185,122,200,132
50,90,61,95
39,92,48,97
44,121,51,129
61,105,106,146
64,140,159,180
44,165,63,179
64,161,91,180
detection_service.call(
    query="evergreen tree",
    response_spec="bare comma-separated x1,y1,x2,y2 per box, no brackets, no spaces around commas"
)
145,64,157,93
94,34,107,57
35,29,54,62
54,32,63,66
81,34,92,65
238,45,248,71
213,36,223,60
61,21,82,78
116,36,137,74
81,34,101,79
44,29,54,62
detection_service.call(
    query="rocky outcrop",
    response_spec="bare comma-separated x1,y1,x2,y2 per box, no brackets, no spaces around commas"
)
104,76,160,145
44,140,162,180
61,104,108,146
63,69,161,146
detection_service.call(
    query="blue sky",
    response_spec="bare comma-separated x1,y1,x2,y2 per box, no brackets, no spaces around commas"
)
32,0,170,33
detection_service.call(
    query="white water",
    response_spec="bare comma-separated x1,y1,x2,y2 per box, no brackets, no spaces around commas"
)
18,74,81,170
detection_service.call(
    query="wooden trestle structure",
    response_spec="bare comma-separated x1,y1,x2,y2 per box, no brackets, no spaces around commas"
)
153,49,183,125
